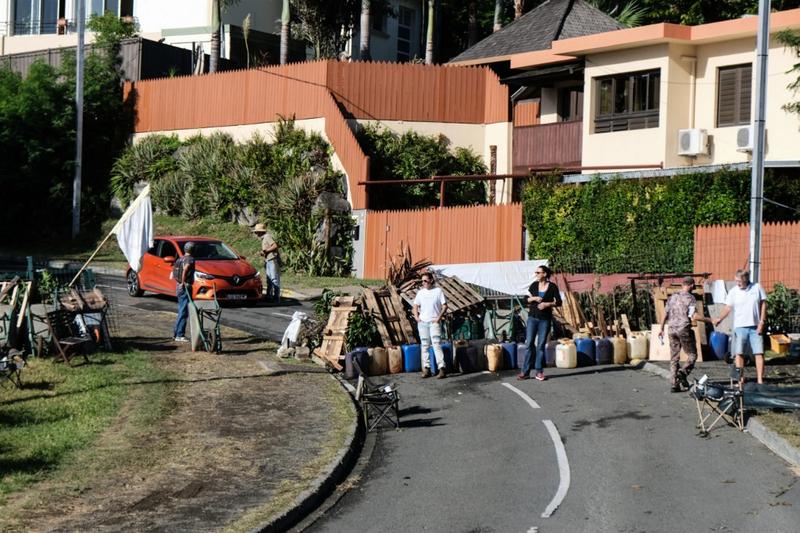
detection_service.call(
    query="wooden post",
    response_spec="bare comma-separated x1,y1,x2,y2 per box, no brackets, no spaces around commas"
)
439,179,446,208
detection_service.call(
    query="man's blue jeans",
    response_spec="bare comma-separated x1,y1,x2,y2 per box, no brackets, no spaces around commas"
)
174,288,189,338
521,316,551,375
265,259,281,302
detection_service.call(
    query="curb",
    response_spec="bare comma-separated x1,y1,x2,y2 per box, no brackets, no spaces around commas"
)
254,372,364,533
641,362,800,467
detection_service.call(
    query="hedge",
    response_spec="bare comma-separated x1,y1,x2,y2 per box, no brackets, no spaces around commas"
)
522,168,800,274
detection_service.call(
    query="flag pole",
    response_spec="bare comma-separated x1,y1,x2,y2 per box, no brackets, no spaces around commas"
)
68,185,152,287
68,231,118,287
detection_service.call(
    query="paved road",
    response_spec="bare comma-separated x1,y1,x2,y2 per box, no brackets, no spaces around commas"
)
96,274,312,341
310,366,800,532
96,274,800,532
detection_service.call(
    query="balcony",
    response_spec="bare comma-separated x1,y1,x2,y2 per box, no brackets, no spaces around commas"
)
512,120,582,172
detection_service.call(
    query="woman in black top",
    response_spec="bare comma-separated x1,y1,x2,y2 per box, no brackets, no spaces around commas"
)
518,265,562,381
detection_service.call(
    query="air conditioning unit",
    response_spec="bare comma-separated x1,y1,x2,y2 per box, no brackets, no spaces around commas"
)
736,125,754,152
677,128,708,156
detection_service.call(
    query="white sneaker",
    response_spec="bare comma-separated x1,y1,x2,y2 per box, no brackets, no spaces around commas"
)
174,336,189,342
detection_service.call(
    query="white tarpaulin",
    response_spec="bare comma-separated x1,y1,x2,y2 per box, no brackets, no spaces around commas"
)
112,185,154,272
282,311,309,347
430,260,548,296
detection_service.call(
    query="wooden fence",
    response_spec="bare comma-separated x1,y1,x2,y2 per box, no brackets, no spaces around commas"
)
363,203,524,280
513,120,582,172
126,60,509,210
694,222,800,289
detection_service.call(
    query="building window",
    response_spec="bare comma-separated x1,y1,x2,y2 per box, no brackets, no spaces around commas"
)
397,6,414,62
717,64,751,127
595,69,660,133
372,9,387,32
14,0,62,34
558,87,583,122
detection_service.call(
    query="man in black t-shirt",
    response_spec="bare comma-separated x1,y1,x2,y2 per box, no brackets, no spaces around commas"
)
172,241,196,342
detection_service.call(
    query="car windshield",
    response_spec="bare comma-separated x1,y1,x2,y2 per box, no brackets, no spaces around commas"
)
179,241,238,260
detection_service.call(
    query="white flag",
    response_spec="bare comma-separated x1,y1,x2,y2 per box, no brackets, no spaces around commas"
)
112,185,154,272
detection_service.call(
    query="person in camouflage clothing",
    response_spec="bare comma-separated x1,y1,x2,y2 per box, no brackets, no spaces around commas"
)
658,276,699,392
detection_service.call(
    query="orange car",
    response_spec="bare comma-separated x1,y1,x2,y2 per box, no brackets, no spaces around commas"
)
126,236,263,302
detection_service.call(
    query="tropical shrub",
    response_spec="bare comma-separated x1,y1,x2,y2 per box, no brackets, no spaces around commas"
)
112,119,352,276
357,123,488,210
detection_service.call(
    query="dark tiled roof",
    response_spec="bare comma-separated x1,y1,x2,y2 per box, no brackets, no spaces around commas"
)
449,0,624,63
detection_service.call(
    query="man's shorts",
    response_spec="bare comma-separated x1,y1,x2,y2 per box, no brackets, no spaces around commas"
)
733,326,764,356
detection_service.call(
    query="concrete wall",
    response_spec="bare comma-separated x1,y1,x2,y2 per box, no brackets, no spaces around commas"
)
130,117,327,144
581,36,800,172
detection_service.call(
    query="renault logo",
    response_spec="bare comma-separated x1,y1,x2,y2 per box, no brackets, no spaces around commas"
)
232,275,241,285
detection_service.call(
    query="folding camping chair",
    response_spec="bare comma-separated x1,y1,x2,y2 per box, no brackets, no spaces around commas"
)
352,358,401,431
690,369,745,435
0,346,25,389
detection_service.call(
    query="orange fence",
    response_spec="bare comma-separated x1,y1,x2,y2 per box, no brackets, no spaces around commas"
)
127,61,509,210
364,203,524,280
321,92,370,209
694,222,800,289
129,60,509,133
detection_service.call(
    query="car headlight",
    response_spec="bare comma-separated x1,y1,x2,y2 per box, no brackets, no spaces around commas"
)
253,271,260,278
195,270,215,280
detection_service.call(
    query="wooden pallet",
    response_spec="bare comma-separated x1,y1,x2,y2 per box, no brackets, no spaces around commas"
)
362,288,416,348
313,296,356,370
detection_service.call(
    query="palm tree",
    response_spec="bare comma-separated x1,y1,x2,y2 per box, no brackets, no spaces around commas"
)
280,0,290,64
425,0,435,64
514,0,524,20
360,0,371,60
209,0,240,73
493,0,503,32
468,1,478,47
588,1,646,27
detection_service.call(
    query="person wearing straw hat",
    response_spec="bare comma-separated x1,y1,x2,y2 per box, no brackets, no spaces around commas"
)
254,223,281,302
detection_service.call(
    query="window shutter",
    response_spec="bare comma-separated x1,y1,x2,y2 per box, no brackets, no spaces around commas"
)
739,66,752,124
718,69,738,126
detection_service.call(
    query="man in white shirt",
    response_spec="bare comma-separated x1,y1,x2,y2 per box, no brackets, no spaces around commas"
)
413,273,448,379
714,269,768,384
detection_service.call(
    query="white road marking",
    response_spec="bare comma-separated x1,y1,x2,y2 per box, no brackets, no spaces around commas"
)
526,528,539,533
501,382,541,409
541,419,571,519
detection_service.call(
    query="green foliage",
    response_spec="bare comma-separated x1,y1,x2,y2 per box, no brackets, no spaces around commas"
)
87,11,138,52
777,29,800,117
113,119,352,276
522,168,800,274
766,283,800,333
346,308,381,350
357,123,487,209
313,288,345,316
111,134,181,207
0,45,131,242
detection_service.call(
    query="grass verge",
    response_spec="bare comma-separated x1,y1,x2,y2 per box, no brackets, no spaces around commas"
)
0,351,173,504
223,376,356,533
758,411,800,451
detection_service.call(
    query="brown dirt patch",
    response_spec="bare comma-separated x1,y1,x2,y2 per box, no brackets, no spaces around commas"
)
0,307,355,532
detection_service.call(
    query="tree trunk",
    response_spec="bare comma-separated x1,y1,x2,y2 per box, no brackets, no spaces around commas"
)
425,0,434,64
210,0,220,73
493,0,503,31
514,0,524,20
280,0,290,65
468,1,478,47
360,0,371,60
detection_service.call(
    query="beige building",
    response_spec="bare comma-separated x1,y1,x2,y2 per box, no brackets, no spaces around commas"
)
452,5,800,177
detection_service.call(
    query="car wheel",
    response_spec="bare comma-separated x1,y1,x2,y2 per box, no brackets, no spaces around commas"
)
127,270,144,297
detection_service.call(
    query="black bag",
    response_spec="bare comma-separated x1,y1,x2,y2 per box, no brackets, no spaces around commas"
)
171,257,184,281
